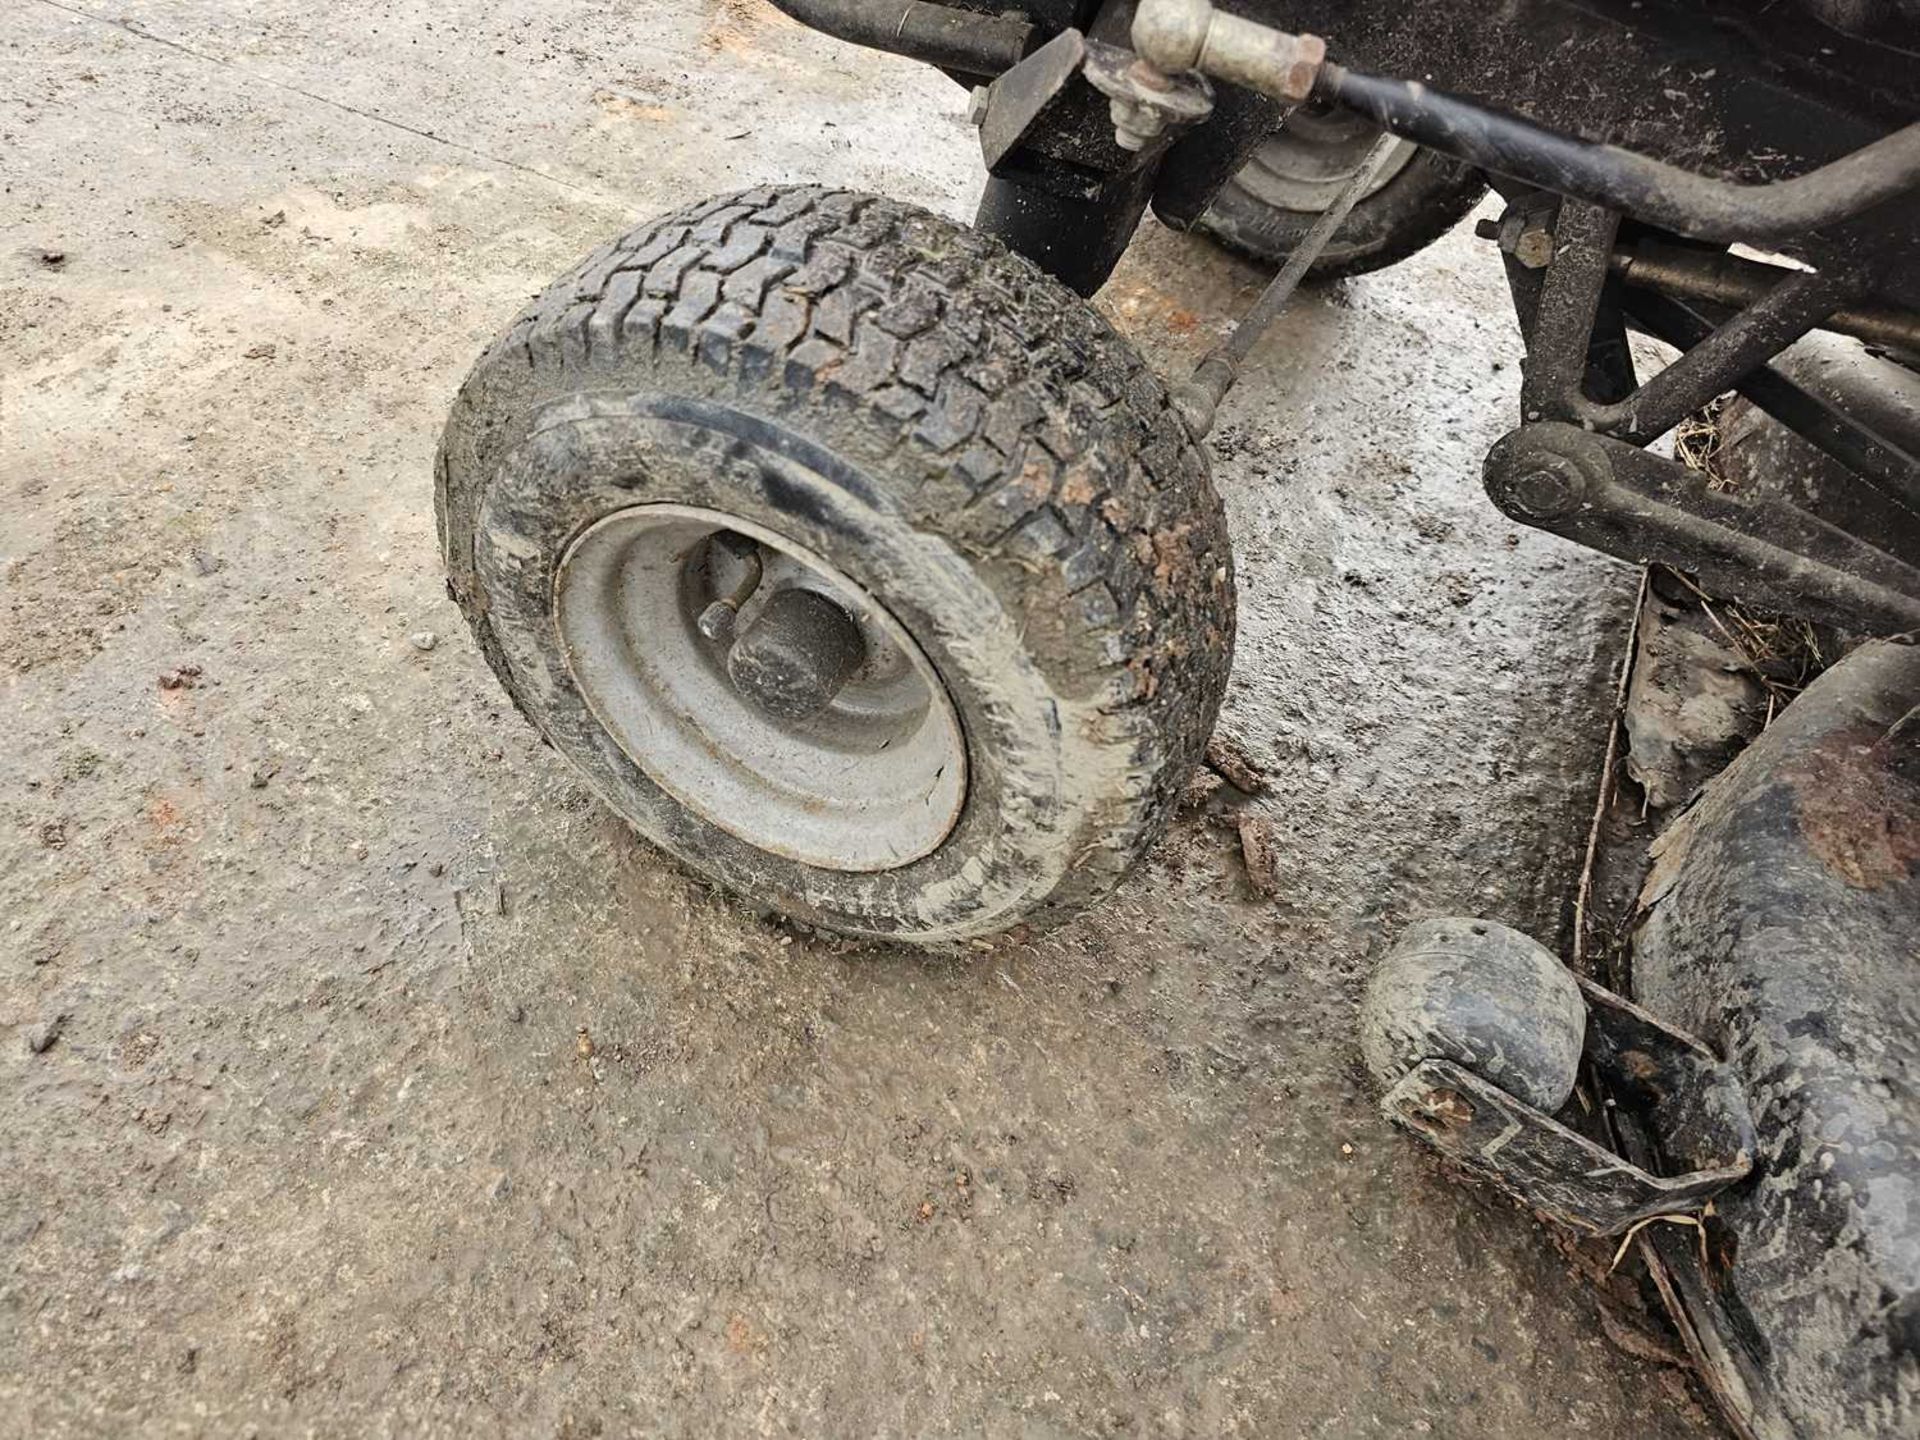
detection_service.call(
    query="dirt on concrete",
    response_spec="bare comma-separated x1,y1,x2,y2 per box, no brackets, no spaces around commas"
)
2,2,1710,1434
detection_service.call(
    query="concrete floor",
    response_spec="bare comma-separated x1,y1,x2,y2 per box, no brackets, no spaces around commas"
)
2,2,1711,1434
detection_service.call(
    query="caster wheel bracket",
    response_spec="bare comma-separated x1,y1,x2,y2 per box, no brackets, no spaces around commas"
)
1384,977,1756,1238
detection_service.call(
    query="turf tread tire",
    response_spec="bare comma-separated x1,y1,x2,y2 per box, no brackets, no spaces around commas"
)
1195,147,1487,280
437,186,1235,941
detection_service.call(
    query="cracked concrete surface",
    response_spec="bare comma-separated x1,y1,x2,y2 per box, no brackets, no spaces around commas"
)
2,1,1709,1434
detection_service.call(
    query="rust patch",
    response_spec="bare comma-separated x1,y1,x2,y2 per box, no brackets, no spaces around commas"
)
1235,813,1281,897
145,794,187,839
701,0,798,63
1099,282,1204,341
592,90,678,125
1785,724,1920,890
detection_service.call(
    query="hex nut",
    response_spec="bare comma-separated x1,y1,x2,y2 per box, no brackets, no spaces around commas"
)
1509,456,1589,520
1514,225,1557,269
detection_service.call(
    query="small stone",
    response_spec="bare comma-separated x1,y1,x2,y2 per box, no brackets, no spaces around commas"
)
38,249,66,269
408,630,437,652
157,664,203,690
242,342,277,361
24,1017,63,1054
487,1172,513,1202
505,1001,525,1023
427,861,445,878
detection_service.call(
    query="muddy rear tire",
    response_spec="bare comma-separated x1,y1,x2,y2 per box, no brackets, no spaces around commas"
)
436,186,1236,943
1196,106,1487,279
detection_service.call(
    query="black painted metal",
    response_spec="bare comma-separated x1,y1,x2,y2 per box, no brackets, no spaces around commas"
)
1314,64,1920,246
1613,240,1920,354
1516,201,1621,421
1151,80,1289,230
766,0,1033,73
1633,638,1920,1439
1381,978,1756,1237
975,161,1159,295
1255,0,1920,304
1583,269,1857,444
1484,423,1920,633
726,587,868,722
977,28,1089,170
1255,0,1917,169
1622,291,1920,527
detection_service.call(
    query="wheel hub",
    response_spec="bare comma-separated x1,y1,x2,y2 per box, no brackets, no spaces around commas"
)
725,584,869,723
554,504,967,873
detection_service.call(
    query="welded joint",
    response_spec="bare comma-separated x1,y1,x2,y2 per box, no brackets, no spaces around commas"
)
1131,0,1325,103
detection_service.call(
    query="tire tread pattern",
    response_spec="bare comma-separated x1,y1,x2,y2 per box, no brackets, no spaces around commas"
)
441,186,1234,931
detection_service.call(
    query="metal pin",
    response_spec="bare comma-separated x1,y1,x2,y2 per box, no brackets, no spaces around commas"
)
696,532,765,645
1174,130,1404,437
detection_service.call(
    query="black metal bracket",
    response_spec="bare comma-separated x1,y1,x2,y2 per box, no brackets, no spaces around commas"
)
1484,423,1920,634
1485,187,1920,631
1620,288,1920,523
1383,979,1756,1237
976,28,1090,171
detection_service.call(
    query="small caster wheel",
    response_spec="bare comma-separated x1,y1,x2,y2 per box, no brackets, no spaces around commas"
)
436,186,1236,942
1360,917,1587,1113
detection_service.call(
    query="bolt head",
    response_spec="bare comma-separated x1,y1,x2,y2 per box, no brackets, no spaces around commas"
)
1109,98,1162,150
1509,458,1587,519
1280,33,1328,104
696,599,738,645
1514,226,1556,269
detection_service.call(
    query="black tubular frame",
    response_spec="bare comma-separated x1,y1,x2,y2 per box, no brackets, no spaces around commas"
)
1486,186,1920,633
1313,65,1920,246
767,0,1035,75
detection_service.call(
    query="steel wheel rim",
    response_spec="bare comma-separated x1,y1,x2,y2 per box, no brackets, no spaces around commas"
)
1238,103,1418,215
554,503,967,872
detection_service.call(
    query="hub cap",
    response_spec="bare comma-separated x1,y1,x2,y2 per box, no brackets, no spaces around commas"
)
554,504,967,872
